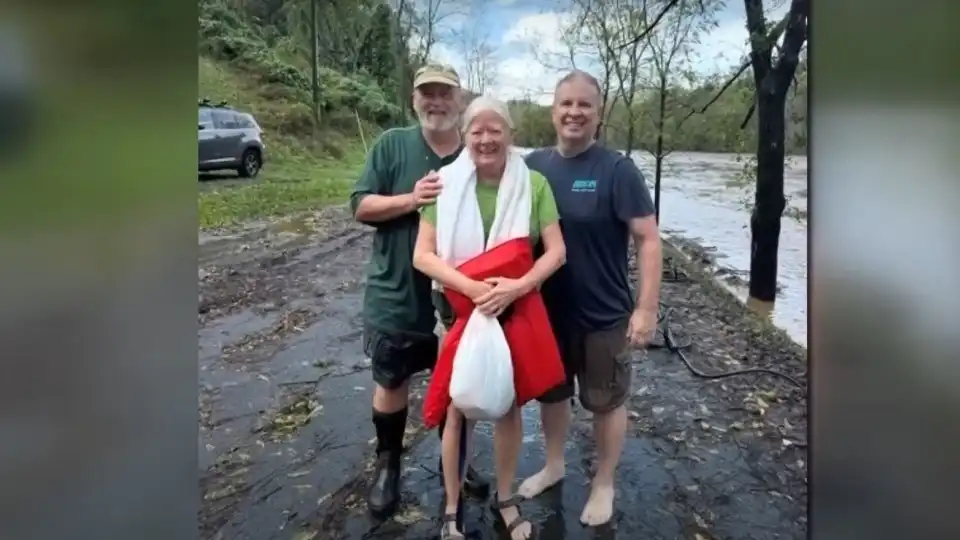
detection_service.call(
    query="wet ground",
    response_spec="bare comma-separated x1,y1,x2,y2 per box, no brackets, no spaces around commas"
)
198,205,808,540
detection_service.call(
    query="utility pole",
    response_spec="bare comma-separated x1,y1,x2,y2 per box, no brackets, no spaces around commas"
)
310,0,320,131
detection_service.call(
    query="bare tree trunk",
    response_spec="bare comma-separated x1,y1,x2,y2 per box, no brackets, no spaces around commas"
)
310,0,320,130
597,65,614,143
744,0,807,313
625,113,637,155
748,87,788,307
654,75,667,222
393,0,409,121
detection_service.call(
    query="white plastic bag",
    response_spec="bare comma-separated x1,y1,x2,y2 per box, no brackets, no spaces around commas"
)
449,311,515,420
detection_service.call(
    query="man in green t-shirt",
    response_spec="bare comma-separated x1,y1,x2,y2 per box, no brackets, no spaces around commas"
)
349,64,489,517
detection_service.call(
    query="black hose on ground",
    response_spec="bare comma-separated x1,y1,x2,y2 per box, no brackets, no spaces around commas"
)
654,267,809,448
654,266,806,390
654,304,805,389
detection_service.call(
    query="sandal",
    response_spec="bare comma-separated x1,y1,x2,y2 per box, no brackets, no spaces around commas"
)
440,512,465,539
491,494,538,540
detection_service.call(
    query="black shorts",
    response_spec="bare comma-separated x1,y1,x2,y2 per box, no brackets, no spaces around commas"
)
363,323,439,390
433,290,456,331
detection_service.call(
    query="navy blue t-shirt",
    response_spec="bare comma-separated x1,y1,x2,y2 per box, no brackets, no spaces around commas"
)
526,144,655,332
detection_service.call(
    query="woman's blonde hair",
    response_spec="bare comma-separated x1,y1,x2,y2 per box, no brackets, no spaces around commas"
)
462,95,514,133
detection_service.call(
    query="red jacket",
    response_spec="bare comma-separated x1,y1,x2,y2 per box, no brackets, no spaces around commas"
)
422,238,566,428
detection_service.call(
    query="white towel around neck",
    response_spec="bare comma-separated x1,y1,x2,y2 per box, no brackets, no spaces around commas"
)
434,148,532,271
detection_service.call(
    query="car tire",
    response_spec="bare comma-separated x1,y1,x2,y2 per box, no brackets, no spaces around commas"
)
237,149,261,178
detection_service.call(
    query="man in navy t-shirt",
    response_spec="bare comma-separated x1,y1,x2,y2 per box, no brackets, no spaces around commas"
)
519,70,663,527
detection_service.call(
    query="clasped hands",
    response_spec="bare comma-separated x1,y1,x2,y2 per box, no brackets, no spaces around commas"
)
462,277,530,318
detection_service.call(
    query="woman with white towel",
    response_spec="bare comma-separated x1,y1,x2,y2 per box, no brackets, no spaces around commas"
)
412,96,567,540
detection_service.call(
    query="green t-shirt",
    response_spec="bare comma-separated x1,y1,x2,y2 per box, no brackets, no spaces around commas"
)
420,170,560,244
349,126,462,335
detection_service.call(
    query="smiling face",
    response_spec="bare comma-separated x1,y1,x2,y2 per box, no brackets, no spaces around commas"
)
466,110,511,172
552,75,601,145
413,82,461,132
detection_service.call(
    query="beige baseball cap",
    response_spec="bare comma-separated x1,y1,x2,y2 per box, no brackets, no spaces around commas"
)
413,63,461,88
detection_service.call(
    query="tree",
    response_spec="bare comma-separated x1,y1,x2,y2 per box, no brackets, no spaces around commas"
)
385,0,418,120
357,4,400,90
407,0,465,64
459,20,498,94
642,0,718,220
491,0,806,157
615,0,808,313
557,0,653,150
510,98,555,147
584,0,653,156
505,71,806,154
743,0,808,313
310,0,320,127
524,6,619,139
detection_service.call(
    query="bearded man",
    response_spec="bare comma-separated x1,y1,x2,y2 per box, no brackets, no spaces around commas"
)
349,64,490,518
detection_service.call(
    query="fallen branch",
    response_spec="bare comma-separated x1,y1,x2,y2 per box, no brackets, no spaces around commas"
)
739,60,803,132
739,99,756,130
680,60,750,125
678,11,792,125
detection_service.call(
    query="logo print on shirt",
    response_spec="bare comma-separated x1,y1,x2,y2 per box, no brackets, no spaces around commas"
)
571,179,597,193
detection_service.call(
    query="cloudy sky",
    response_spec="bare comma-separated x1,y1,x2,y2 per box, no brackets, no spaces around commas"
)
422,0,791,104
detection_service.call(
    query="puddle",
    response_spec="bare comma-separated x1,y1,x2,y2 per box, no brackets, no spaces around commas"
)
270,214,323,236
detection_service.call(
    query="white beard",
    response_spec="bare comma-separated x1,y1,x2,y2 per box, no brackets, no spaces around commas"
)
417,110,459,132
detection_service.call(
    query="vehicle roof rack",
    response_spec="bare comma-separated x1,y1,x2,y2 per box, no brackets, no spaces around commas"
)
198,98,232,109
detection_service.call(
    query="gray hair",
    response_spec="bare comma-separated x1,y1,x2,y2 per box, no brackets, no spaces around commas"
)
555,69,603,104
462,95,514,133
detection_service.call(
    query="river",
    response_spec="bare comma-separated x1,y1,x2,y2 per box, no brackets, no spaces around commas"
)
519,148,808,347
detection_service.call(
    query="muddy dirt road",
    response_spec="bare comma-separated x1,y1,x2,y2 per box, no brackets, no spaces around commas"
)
198,206,808,540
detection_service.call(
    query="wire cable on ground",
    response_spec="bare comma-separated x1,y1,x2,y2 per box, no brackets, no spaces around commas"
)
655,266,806,390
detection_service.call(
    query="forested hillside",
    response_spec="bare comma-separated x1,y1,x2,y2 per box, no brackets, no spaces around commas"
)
198,0,418,157
198,0,425,227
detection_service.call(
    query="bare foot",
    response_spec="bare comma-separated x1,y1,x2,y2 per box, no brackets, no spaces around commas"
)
580,482,615,526
518,463,565,499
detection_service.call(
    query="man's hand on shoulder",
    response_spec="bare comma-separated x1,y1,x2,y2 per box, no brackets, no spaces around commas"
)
354,170,440,223
412,170,442,207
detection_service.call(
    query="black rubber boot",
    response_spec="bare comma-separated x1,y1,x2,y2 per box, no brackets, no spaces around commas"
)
462,465,492,500
437,416,491,500
368,407,407,518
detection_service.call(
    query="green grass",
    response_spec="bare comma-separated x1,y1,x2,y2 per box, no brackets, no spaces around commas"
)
197,57,377,229
198,149,365,229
